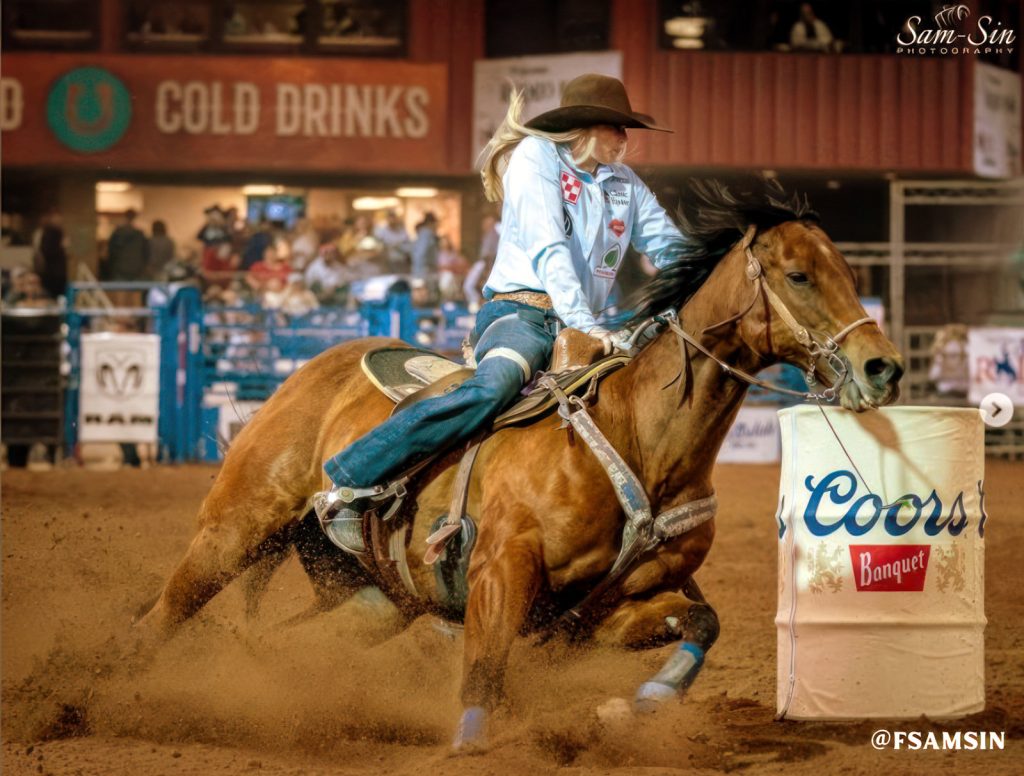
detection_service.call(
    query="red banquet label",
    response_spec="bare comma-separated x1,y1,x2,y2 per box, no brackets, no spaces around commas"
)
849,545,931,592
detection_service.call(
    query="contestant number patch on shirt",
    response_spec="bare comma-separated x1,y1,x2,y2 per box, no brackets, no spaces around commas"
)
595,244,622,279
561,172,582,204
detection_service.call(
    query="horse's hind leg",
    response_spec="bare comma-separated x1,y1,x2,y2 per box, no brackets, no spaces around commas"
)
136,496,302,642
240,524,295,620
273,510,375,627
594,578,719,711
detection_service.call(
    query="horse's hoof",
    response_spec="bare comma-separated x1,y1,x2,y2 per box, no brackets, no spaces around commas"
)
451,706,487,752
634,681,677,714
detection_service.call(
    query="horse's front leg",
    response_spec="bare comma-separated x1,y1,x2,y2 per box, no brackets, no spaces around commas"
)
455,515,543,750
594,578,719,712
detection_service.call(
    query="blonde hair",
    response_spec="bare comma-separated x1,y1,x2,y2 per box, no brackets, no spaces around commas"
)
479,88,597,203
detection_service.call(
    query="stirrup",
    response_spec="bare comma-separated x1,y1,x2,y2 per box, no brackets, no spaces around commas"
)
312,484,384,555
319,513,368,555
312,479,410,555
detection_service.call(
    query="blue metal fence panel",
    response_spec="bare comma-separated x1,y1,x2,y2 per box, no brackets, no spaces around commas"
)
63,282,475,462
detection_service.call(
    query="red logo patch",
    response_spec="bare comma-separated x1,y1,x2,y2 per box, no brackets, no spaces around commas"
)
849,545,930,592
608,219,625,237
561,172,582,204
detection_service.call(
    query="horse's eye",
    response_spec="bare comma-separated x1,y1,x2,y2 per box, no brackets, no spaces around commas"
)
786,272,810,286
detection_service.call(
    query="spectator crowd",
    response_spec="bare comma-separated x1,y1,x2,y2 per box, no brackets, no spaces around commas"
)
2,202,500,317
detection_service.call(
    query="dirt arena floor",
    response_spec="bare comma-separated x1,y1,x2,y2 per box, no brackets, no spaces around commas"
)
2,460,1022,775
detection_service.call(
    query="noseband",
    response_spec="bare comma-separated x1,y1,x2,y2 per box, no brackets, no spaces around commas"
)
657,230,878,402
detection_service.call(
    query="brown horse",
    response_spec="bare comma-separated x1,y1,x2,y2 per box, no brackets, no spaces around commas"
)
136,182,903,748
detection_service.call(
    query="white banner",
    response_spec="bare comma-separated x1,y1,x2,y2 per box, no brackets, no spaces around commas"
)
860,296,885,333
79,333,160,443
967,326,1024,404
218,400,263,449
472,50,622,163
973,61,1022,178
718,405,781,463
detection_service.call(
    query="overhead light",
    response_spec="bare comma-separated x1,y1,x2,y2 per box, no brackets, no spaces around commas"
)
762,169,778,179
396,187,439,198
664,3,711,50
353,196,402,211
96,181,132,193
665,17,708,38
243,184,284,196
826,180,841,190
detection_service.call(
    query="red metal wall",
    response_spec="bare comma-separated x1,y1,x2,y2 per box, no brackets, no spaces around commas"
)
1,0,996,175
409,0,485,172
611,0,975,173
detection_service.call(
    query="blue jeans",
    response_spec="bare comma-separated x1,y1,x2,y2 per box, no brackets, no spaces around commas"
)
324,300,560,487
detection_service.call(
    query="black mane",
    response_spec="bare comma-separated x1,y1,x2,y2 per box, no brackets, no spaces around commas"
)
624,177,819,323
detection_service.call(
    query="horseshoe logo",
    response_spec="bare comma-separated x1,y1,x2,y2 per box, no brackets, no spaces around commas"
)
47,67,132,153
65,82,116,136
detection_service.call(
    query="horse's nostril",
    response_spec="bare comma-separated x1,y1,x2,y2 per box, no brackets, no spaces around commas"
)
864,357,902,385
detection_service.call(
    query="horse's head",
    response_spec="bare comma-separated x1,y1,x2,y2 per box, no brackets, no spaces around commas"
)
734,218,903,410
637,179,904,412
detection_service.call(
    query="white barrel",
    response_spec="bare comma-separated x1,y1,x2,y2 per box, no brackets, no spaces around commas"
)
776,406,986,719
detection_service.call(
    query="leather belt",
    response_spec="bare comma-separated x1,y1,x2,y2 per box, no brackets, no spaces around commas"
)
492,290,554,310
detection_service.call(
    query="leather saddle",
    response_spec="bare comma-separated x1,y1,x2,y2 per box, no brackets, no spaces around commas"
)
360,329,629,430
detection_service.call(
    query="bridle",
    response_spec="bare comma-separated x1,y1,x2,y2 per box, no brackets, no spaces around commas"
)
652,225,878,402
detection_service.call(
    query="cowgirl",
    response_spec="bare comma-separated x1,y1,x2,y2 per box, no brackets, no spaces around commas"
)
315,74,693,548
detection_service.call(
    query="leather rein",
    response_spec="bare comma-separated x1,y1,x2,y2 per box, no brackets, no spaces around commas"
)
659,225,877,402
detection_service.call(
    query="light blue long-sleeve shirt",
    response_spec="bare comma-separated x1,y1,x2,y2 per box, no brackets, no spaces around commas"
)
484,135,690,330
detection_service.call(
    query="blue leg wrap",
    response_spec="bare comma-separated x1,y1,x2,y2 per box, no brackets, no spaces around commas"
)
635,642,705,713
452,705,487,750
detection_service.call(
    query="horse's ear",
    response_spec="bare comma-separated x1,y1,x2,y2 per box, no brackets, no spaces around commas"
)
738,224,757,251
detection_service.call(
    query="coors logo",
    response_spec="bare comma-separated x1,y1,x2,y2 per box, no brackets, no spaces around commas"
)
850,544,930,592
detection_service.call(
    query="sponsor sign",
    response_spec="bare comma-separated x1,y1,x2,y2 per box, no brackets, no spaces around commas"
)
2,53,447,172
967,326,1024,405
974,62,1022,178
79,333,160,443
472,50,622,162
718,405,780,464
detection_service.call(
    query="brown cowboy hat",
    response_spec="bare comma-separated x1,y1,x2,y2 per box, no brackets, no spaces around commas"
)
525,73,671,133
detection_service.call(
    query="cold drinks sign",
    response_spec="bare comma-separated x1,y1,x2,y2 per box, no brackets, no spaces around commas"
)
0,53,447,173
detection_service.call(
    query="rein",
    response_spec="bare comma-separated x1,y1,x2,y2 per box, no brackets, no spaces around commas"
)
663,228,877,402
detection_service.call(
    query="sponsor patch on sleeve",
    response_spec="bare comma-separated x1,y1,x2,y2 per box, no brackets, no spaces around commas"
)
561,171,582,204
